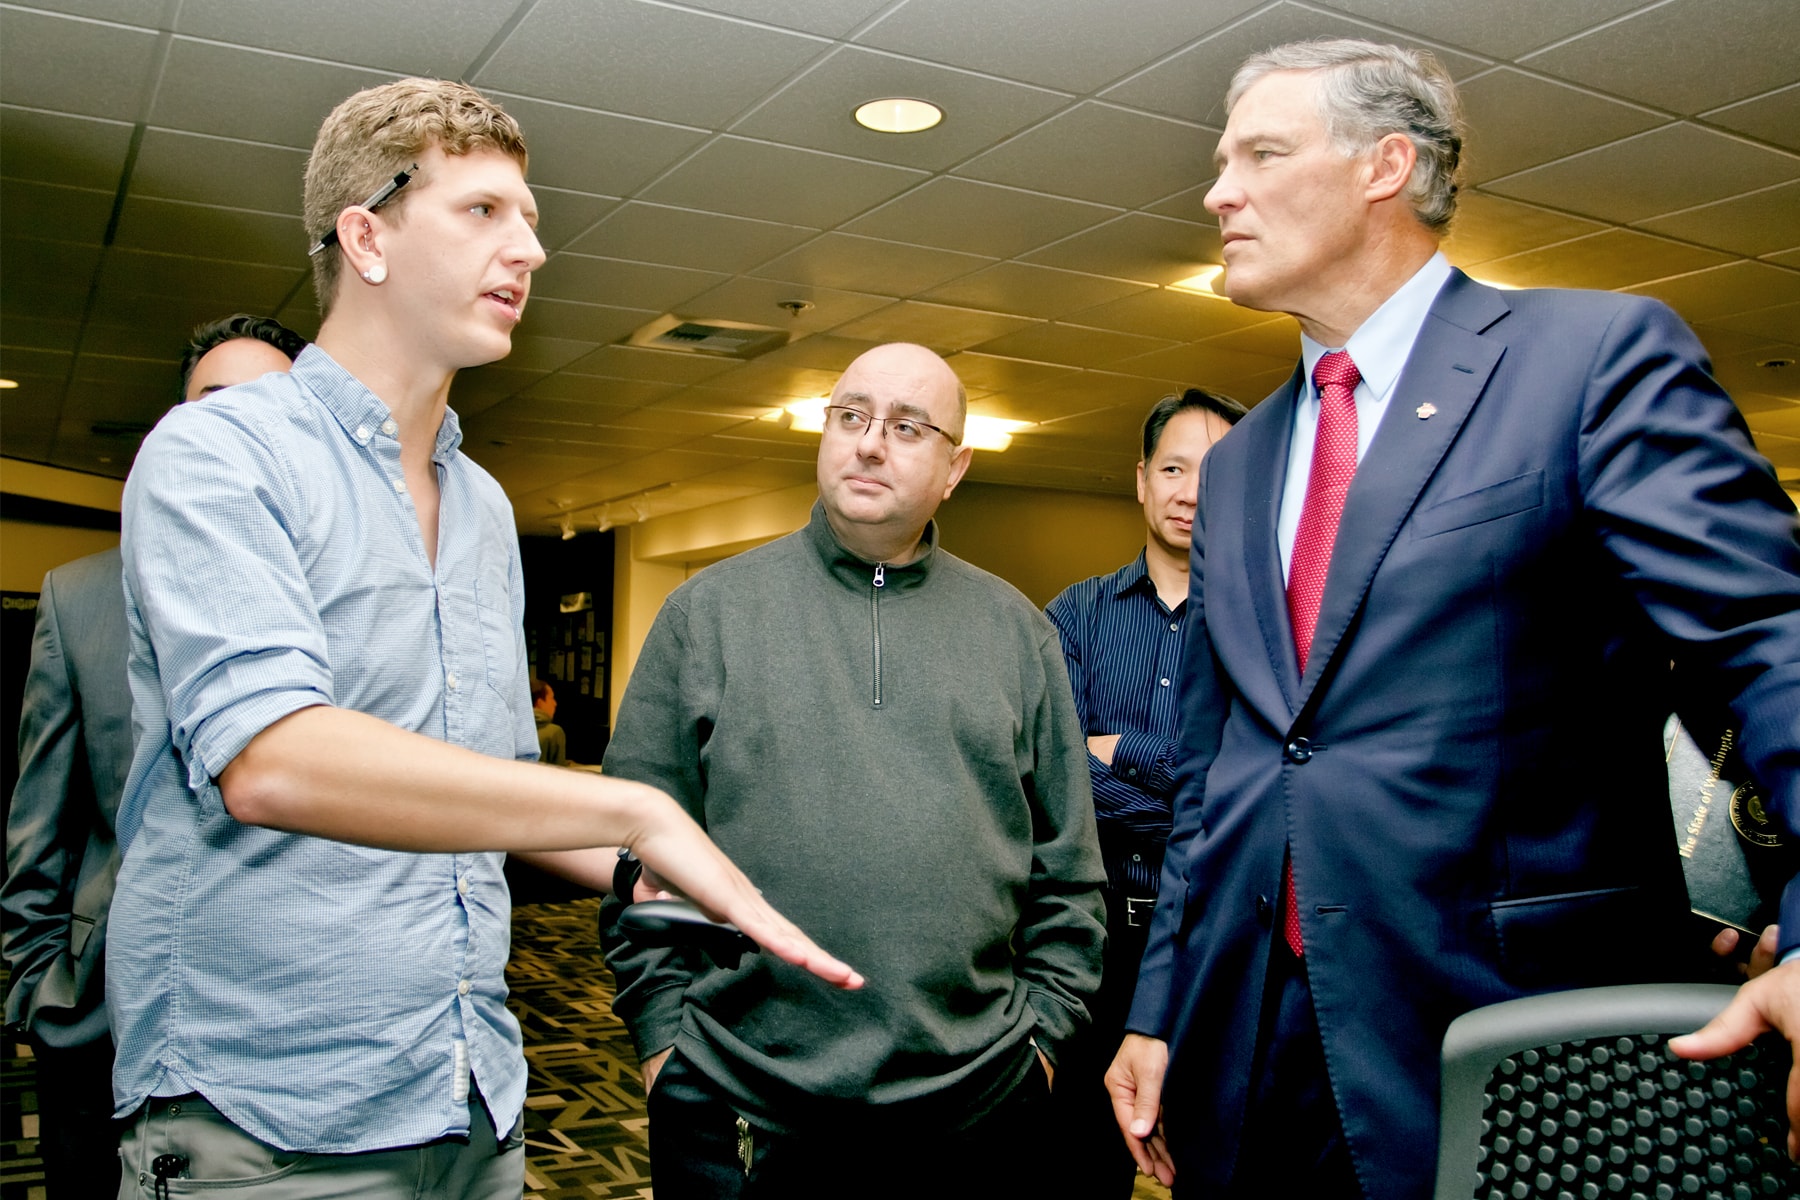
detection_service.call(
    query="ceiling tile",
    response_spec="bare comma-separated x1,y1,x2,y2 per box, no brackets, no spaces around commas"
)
562,345,738,384
1023,213,1217,285
568,203,816,272
825,300,1035,352
501,335,600,374
969,321,1176,368
1765,249,1800,271
845,177,1117,258
1484,124,1800,225
1634,181,1800,261
920,263,1149,320
858,0,1263,94
1101,1,1485,125
515,299,656,344
532,254,728,309
1705,303,1800,345
1,8,159,122
112,196,304,264
733,45,1072,172
1521,0,1800,115
1059,288,1270,342
150,40,395,149
1441,191,1607,266
4,236,104,286
129,128,308,214
0,106,134,190
1703,84,1800,155
0,276,91,325
1457,69,1664,184
752,333,882,372
1000,369,1188,421
528,186,620,255
1105,341,1295,387
174,0,506,76
1145,182,1219,223
673,276,892,335
642,137,927,229
1316,0,1644,59
1625,262,1800,325
752,233,993,295
477,0,828,128
18,1,169,22
945,352,1079,397
2,178,115,246
0,315,82,354
1475,230,1734,291
95,248,305,310
671,0,891,38
484,92,709,198
519,375,679,406
956,102,1210,209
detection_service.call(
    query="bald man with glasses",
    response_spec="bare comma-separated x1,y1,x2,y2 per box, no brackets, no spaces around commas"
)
601,342,1106,1197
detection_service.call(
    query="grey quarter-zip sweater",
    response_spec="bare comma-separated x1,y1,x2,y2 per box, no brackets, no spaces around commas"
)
600,501,1106,1132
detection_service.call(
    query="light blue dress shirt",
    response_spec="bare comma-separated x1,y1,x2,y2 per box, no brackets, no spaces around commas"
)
109,346,538,1153
1277,253,1455,580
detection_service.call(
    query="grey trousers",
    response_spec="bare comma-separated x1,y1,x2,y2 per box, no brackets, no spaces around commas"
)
116,1092,525,1199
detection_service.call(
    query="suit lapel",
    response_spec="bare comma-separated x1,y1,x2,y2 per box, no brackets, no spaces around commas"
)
1240,365,1306,711
1294,274,1510,707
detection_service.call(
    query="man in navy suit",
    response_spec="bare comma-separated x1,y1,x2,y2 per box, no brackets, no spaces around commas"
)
1105,38,1800,1198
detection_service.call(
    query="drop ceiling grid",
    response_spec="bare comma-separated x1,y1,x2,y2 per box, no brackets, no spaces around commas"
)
0,0,1796,524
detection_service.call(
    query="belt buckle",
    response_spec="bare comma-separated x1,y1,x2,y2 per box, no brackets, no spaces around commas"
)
1125,896,1156,928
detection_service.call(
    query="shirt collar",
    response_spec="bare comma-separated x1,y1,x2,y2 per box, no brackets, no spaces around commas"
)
1299,251,1452,403
292,345,465,462
802,500,938,591
1111,550,1153,598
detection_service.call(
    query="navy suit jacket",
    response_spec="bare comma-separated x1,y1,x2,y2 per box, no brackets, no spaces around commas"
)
1128,272,1800,1198
2,547,129,1048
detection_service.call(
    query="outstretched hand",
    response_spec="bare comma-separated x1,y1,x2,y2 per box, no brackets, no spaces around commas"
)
627,792,864,990
1668,959,1800,1160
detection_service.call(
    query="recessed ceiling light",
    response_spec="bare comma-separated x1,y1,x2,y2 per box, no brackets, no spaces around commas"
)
854,97,943,134
0,378,19,389
1167,266,1227,297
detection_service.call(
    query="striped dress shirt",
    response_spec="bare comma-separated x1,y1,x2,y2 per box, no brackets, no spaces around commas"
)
1046,551,1184,894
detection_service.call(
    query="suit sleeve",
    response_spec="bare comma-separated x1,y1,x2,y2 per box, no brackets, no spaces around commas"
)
1016,626,1107,1064
1,572,83,1028
596,598,709,1062
1575,297,1800,952
1127,478,1232,1040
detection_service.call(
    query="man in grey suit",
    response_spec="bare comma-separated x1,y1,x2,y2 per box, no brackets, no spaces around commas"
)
1,315,304,1195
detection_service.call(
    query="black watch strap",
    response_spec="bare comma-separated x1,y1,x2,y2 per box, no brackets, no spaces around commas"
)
613,848,643,905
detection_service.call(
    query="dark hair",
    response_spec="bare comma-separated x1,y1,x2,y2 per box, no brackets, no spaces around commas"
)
179,314,308,400
530,679,553,704
1142,388,1248,461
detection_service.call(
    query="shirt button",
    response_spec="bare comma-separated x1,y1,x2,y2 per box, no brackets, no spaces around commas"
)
380,419,397,436
355,425,370,441
457,875,470,896
1170,623,1179,631
393,478,406,493
1160,678,1171,687
457,979,471,996
1127,767,1138,777
1285,737,1313,764
446,672,459,690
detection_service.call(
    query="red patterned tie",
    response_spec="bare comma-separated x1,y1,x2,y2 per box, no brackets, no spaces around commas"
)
1281,350,1361,956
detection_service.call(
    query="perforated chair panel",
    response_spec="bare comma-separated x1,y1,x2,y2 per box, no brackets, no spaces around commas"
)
1434,985,1798,1200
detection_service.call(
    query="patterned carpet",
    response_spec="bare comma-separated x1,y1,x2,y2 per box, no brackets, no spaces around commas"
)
1,898,1168,1199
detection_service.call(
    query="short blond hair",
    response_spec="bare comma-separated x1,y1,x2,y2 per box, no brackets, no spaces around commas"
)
303,78,528,316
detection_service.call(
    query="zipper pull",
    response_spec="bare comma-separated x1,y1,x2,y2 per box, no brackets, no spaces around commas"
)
873,564,886,588
736,1115,754,1175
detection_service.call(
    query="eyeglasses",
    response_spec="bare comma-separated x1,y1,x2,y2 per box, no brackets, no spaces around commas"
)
823,405,958,447
307,163,420,258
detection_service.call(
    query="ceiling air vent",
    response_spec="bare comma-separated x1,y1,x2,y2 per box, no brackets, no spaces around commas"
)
624,313,790,360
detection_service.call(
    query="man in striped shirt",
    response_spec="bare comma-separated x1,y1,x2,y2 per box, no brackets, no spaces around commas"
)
1045,386,1244,1195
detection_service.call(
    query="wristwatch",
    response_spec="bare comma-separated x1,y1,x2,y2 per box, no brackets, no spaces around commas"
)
613,847,643,905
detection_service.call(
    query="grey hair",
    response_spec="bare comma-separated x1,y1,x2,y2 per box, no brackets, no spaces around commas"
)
1226,38,1464,233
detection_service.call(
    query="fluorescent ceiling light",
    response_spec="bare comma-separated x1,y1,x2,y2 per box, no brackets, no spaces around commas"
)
1167,266,1227,297
854,97,943,134
0,378,18,389
762,398,1030,452
1465,274,1521,290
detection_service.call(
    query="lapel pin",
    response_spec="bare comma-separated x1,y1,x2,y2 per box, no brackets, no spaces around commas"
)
1416,402,1438,420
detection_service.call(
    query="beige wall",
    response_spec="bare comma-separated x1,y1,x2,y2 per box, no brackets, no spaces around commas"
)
1,457,125,591
605,479,1145,722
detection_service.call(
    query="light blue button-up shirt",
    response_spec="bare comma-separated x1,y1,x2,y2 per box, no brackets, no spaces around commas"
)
1277,252,1454,580
109,345,538,1153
